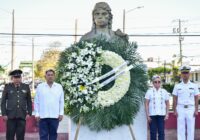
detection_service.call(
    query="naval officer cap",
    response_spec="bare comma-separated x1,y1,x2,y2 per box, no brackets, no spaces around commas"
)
179,65,191,73
9,69,23,77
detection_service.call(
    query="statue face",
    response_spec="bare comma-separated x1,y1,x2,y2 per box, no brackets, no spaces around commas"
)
93,9,109,28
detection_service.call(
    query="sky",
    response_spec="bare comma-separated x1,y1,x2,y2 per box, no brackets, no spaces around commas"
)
0,0,200,69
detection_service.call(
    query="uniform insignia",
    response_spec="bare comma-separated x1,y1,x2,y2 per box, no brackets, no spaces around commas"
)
22,90,27,93
9,90,14,94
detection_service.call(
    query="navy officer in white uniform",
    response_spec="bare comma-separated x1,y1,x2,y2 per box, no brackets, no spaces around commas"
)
173,65,199,140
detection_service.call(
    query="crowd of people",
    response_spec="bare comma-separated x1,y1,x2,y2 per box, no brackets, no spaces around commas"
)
0,65,199,140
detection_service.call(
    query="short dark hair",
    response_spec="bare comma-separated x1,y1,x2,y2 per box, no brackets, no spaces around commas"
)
45,69,55,75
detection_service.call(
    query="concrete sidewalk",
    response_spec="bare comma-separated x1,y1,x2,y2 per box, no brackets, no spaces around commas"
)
0,116,69,140
0,133,68,140
148,129,200,140
0,129,199,140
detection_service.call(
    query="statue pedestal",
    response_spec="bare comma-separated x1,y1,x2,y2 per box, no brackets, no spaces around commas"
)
69,104,147,140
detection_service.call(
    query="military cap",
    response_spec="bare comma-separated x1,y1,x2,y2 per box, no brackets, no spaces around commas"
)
9,69,23,77
179,65,191,73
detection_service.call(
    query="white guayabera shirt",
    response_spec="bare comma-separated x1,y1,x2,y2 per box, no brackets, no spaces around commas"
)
34,82,64,118
145,87,169,116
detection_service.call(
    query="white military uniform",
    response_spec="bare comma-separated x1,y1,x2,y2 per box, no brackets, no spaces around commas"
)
145,87,169,116
173,81,199,140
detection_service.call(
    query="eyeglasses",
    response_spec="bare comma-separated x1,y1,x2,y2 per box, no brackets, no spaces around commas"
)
153,81,161,84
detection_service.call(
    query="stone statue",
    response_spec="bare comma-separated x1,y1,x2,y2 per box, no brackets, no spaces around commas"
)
80,2,128,42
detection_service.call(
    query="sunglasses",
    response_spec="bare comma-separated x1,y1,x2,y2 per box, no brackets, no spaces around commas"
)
181,72,189,74
153,81,161,84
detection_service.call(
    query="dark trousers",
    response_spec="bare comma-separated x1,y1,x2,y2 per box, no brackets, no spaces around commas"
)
6,118,26,140
39,118,59,140
149,115,165,140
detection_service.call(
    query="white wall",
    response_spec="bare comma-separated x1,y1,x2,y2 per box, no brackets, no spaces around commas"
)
69,104,147,140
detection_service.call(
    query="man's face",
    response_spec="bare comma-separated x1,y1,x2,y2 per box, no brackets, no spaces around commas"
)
45,71,55,83
12,76,22,85
93,9,109,28
181,72,190,81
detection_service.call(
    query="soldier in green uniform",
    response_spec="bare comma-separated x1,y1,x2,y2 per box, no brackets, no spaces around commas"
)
1,69,32,140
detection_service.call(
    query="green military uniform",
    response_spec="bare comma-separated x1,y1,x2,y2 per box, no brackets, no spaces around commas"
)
1,70,32,140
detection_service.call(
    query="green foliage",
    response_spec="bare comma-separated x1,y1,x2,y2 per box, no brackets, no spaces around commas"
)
171,67,180,83
148,66,180,84
35,48,61,79
162,83,175,94
148,67,171,80
56,39,148,131
0,65,5,73
35,41,62,79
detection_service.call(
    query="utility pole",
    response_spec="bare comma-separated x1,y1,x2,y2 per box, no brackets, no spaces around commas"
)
123,9,125,33
74,19,78,43
173,19,187,66
32,38,35,93
157,57,161,67
122,6,144,33
178,19,183,66
11,9,15,70
163,60,166,83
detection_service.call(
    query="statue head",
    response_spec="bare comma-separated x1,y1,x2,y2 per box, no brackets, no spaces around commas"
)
92,2,113,30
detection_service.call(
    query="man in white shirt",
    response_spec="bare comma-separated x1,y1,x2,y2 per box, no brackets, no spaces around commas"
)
34,69,64,140
173,65,199,140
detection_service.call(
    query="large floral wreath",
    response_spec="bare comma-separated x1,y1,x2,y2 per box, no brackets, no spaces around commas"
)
56,39,148,131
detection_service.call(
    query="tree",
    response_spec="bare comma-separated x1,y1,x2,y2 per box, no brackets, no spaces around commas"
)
0,65,4,73
35,42,62,79
171,66,180,83
170,60,180,83
148,67,171,81
148,66,180,93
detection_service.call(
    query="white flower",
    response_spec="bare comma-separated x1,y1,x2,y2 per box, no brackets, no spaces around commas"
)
80,104,90,113
72,77,79,84
79,74,84,78
76,56,83,63
68,63,75,69
87,62,93,69
97,47,102,54
97,51,131,107
78,98,83,103
71,52,77,58
82,89,88,95
86,42,94,48
77,68,83,73
61,43,132,113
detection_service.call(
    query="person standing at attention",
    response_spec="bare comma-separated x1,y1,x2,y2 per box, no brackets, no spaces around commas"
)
145,75,169,140
34,69,64,140
173,65,199,140
1,69,32,140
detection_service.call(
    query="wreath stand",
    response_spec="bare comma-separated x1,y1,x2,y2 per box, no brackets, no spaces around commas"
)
70,104,147,140
74,119,135,140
